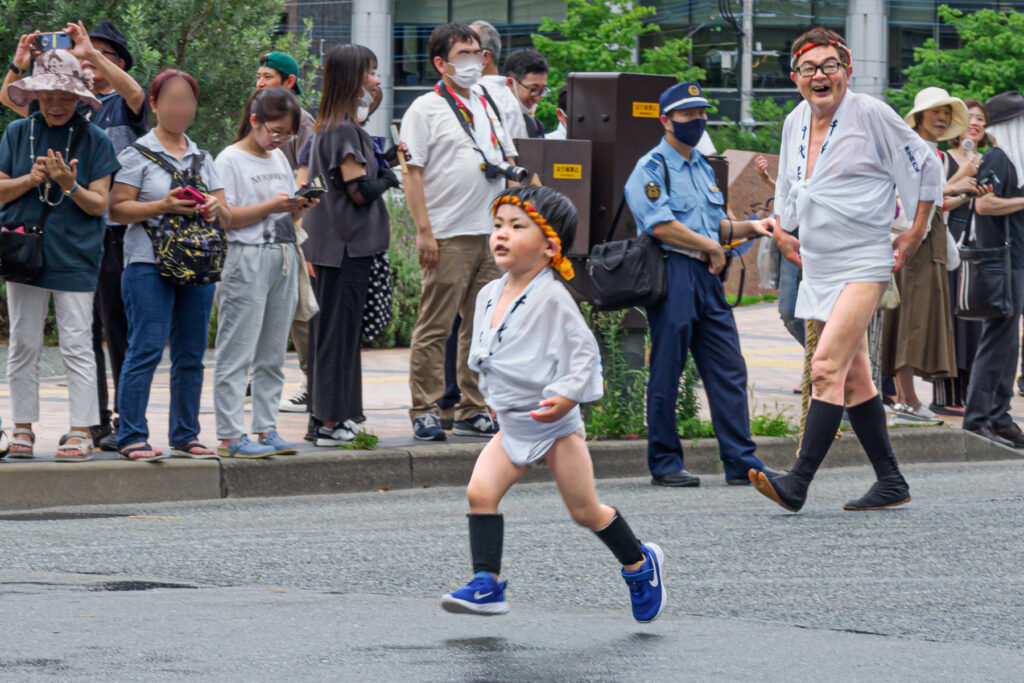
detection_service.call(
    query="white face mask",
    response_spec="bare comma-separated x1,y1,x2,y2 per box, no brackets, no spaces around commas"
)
447,59,483,89
518,98,537,116
357,87,374,123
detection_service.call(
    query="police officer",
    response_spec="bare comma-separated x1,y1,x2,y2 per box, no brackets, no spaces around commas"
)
624,81,780,487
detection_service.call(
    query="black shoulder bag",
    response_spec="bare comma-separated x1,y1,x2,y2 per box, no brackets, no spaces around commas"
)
586,154,669,311
0,123,88,283
956,208,1013,320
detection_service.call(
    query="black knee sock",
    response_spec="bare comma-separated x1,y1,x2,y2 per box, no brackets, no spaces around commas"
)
594,509,644,567
791,399,845,483
846,394,900,480
468,513,503,575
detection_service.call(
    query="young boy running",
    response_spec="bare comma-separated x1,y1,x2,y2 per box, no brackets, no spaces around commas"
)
440,185,666,623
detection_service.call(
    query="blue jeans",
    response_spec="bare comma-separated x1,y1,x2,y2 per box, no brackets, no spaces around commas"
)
778,255,805,346
117,263,215,449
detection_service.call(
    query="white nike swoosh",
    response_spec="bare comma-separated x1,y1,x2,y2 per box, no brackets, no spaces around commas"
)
474,591,493,600
649,571,659,588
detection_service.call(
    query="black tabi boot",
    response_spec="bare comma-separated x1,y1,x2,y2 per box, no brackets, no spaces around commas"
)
842,395,910,510
749,399,845,512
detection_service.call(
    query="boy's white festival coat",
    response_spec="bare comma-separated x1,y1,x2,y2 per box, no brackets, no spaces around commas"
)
468,267,603,465
774,90,944,321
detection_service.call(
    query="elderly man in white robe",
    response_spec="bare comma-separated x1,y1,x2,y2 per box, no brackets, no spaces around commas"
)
749,27,943,513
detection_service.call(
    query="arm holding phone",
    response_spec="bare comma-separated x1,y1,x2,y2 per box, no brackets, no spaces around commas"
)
2,33,41,117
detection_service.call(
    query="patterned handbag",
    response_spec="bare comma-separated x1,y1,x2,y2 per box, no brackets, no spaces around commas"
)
362,251,393,340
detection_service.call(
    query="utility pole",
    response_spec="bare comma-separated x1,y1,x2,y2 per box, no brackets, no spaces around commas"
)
352,0,394,137
846,0,888,100
740,0,753,127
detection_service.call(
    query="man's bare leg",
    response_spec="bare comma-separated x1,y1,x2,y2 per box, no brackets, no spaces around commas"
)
751,282,887,511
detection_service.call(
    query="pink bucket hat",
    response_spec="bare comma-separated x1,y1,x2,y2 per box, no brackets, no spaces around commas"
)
8,49,101,111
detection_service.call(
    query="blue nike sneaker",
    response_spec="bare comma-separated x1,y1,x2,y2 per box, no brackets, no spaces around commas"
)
440,571,509,615
621,542,666,623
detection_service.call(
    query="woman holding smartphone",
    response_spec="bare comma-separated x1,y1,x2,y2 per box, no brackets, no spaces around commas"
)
303,44,404,445
212,87,316,458
109,69,230,461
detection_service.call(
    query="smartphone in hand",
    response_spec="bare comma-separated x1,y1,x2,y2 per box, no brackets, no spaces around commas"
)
178,186,205,203
293,174,327,200
34,32,72,51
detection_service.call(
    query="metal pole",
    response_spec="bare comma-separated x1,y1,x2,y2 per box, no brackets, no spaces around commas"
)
740,0,753,127
352,0,394,138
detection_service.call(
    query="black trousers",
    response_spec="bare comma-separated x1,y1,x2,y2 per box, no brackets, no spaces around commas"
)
963,268,1024,432
308,257,372,424
92,226,129,426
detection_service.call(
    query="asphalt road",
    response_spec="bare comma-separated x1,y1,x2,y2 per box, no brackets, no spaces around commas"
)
1,460,1022,681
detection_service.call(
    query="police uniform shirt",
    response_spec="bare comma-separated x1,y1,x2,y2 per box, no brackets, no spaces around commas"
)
624,138,726,255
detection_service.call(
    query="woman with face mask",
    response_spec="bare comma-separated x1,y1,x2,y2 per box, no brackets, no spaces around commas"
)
302,45,405,446
0,49,120,462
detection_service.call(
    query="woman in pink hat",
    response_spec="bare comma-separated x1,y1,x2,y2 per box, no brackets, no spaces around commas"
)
0,49,119,462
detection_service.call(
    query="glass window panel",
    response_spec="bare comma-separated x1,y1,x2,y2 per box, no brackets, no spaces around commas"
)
395,0,446,25
452,0,508,24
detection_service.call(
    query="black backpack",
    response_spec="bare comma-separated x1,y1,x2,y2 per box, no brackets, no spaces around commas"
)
131,143,227,286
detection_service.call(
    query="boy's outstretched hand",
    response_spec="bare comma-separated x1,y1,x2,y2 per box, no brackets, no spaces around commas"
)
530,396,577,423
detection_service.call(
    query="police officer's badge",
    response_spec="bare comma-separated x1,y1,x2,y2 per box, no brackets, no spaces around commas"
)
688,84,700,96
645,181,661,200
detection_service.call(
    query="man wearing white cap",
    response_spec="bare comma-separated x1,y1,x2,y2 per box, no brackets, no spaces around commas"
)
750,27,942,512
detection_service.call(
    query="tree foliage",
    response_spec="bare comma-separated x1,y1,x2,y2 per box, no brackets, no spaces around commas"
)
885,5,1024,115
531,0,705,128
0,0,318,154
709,97,795,154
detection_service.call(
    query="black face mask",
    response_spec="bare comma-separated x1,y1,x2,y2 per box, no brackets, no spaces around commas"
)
671,117,707,147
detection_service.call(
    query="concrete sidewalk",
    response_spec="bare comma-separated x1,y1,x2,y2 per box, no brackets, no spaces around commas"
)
1,303,1021,510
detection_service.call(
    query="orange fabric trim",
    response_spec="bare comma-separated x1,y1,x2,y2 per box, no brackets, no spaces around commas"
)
492,195,575,280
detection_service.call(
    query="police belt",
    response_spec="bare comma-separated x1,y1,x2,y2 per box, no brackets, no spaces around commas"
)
660,244,705,261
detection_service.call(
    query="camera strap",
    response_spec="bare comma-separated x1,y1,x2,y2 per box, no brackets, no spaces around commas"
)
434,81,509,164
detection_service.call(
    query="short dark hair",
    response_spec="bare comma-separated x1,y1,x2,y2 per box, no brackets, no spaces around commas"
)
557,86,567,111
428,23,480,65
790,27,850,69
504,48,548,81
492,185,577,251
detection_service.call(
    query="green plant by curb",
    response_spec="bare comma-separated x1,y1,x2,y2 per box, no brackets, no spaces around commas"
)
340,429,379,450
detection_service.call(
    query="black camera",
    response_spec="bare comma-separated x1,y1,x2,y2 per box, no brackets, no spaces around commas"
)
482,161,529,183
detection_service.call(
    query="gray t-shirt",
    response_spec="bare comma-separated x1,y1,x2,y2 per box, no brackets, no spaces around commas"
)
304,123,391,265
114,129,223,265
280,107,315,171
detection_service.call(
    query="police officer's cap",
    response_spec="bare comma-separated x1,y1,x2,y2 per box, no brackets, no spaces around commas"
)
660,82,709,114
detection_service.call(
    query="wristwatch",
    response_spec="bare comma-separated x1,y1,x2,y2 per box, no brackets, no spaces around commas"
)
8,62,25,76
63,181,79,196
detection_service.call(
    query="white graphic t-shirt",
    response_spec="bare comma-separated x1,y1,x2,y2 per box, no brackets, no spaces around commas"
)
215,145,299,244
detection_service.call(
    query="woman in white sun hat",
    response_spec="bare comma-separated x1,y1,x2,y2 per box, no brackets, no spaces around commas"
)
881,87,971,425
0,49,119,462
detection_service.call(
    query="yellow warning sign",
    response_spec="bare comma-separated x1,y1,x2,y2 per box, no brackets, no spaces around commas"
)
552,163,583,179
632,101,660,118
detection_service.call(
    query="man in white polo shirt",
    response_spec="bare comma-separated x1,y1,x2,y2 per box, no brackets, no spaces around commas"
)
400,22,518,441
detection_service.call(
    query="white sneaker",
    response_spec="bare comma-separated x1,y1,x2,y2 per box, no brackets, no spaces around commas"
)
889,402,943,426
314,419,358,446
279,386,309,413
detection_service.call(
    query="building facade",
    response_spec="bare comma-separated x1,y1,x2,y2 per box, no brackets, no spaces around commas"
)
284,1,1020,133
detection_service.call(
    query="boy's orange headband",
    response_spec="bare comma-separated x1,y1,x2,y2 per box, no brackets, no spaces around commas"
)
492,195,575,280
